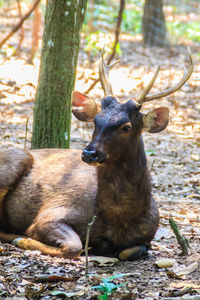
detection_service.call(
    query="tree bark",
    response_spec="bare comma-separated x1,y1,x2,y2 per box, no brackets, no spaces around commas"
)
31,0,87,149
142,0,167,47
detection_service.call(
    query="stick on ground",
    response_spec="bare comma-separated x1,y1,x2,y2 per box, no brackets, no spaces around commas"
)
169,217,190,256
84,216,96,276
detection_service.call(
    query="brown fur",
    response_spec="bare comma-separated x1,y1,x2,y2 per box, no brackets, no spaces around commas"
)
0,148,33,225
0,146,158,259
0,97,164,260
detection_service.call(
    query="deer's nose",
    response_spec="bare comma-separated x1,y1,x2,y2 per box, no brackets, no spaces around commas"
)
82,149,106,164
82,150,98,162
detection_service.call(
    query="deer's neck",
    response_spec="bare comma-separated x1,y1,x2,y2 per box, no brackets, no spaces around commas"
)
96,137,152,216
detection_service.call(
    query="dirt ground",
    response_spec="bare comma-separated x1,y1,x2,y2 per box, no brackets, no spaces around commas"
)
0,3,200,299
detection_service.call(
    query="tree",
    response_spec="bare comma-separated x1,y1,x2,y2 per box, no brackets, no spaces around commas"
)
142,0,167,47
31,0,87,149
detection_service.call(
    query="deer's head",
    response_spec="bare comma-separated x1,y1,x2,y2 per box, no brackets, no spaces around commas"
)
72,49,193,165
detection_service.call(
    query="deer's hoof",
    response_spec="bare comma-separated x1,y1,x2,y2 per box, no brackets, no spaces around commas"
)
12,237,31,249
118,245,148,261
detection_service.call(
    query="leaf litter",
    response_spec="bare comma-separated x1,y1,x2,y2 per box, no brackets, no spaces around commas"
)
0,4,200,300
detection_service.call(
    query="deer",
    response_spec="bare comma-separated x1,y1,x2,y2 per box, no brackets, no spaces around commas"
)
0,49,193,260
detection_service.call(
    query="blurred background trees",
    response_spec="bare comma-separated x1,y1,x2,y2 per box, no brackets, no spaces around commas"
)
142,0,167,47
1,0,199,59
0,0,199,149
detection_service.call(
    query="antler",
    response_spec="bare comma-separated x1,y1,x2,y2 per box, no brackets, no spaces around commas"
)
135,47,193,106
99,51,120,96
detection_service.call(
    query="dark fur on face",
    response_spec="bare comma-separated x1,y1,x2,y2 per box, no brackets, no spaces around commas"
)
83,97,144,165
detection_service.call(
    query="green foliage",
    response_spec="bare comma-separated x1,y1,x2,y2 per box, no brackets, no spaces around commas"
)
122,0,143,33
121,8,142,34
167,21,200,43
84,2,117,30
85,0,143,35
84,31,121,57
84,0,200,46
0,0,12,7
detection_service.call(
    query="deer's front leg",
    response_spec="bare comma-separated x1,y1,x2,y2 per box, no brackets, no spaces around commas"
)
25,208,83,259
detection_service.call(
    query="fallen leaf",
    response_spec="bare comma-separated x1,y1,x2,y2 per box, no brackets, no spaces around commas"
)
191,154,200,162
186,254,200,263
81,256,119,266
155,258,176,268
172,262,198,276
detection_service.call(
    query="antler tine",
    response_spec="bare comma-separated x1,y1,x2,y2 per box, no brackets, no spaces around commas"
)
99,51,120,96
139,47,193,104
135,66,160,106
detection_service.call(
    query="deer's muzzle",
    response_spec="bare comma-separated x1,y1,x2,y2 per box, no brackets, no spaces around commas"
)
82,149,106,164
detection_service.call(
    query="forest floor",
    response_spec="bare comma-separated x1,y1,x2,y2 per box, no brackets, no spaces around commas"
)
0,3,200,300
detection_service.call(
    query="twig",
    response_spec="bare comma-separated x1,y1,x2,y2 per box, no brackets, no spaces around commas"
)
107,0,125,64
150,158,156,173
84,0,125,94
169,217,190,256
84,216,96,276
169,286,194,297
0,0,41,49
16,0,24,53
32,274,78,283
24,117,29,150
84,78,99,94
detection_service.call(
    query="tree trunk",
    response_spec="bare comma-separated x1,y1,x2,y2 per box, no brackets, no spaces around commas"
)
142,0,167,47
31,0,87,149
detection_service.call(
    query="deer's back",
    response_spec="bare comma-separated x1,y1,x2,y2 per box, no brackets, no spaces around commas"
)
3,149,97,234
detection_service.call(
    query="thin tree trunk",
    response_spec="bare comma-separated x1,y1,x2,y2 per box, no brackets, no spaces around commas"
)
142,0,167,47
28,3,41,64
31,0,87,149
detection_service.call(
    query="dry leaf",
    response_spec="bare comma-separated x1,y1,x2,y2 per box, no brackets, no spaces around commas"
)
172,262,198,276
186,254,200,263
155,258,176,268
88,256,119,266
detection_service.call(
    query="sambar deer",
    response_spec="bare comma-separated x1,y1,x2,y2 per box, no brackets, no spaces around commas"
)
0,49,193,260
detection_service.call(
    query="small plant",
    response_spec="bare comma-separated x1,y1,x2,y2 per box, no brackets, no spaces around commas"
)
91,274,128,300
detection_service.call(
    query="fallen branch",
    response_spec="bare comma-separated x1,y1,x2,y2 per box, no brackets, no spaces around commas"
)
0,0,41,49
169,286,195,297
32,274,78,283
84,215,96,276
169,217,190,256
84,0,125,94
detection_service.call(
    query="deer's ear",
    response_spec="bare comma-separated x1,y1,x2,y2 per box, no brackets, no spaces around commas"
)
72,91,100,122
142,107,169,133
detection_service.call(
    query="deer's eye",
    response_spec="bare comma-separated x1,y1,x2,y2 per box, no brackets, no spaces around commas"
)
120,123,131,133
